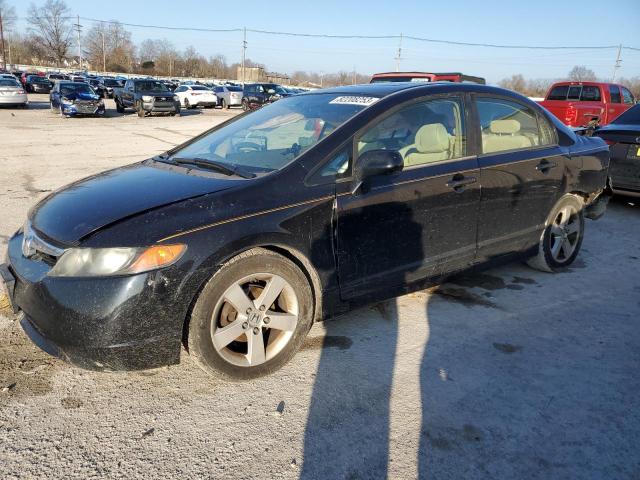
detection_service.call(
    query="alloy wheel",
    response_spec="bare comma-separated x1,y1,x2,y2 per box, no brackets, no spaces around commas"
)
549,205,581,262
210,273,299,367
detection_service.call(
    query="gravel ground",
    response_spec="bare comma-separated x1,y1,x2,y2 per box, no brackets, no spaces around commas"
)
1,95,639,480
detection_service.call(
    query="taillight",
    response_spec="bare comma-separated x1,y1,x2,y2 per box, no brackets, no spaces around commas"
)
565,105,577,123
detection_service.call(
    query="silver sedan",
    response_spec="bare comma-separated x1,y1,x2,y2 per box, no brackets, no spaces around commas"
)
0,78,28,107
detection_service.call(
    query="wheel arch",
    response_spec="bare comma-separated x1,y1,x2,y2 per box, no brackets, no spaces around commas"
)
181,242,323,352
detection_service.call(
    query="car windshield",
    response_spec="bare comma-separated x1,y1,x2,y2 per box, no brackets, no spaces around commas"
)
0,79,19,87
60,83,94,95
136,81,169,92
611,105,640,125
227,86,242,92
103,79,120,86
29,76,48,83
169,93,376,174
191,85,209,91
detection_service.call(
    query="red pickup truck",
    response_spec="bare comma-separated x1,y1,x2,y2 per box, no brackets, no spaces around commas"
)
538,81,635,127
370,71,486,84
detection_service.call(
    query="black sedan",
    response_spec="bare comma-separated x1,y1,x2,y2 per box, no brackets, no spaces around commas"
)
1,83,609,379
25,74,52,93
593,104,640,196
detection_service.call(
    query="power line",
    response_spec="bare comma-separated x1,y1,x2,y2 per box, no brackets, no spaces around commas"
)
71,16,639,51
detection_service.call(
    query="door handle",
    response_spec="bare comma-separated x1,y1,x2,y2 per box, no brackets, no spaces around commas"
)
536,160,557,173
446,175,477,192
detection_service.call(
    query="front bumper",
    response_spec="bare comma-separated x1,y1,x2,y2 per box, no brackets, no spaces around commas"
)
142,101,180,113
62,103,106,116
3,232,185,371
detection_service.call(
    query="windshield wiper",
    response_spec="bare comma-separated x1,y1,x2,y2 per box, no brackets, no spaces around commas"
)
172,157,255,179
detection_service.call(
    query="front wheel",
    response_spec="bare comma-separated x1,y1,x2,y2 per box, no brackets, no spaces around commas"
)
241,99,249,111
527,194,585,273
188,248,313,380
115,99,125,113
136,101,145,117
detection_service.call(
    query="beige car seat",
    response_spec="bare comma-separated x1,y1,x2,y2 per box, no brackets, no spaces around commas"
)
482,119,532,153
400,123,451,166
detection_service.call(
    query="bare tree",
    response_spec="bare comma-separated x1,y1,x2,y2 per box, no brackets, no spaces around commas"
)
27,0,72,65
0,0,18,68
567,65,597,82
498,74,527,94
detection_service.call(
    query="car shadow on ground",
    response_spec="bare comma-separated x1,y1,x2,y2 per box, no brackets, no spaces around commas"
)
301,200,640,479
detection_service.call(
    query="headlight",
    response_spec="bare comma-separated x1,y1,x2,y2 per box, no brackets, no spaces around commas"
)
48,244,186,277
142,95,154,102
173,95,179,102
62,98,74,105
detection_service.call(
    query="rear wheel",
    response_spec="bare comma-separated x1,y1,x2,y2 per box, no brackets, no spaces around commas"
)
526,194,585,273
189,248,313,380
184,98,191,109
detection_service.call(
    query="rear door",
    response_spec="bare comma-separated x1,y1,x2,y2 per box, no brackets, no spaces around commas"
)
335,94,481,299
607,85,626,123
474,95,565,260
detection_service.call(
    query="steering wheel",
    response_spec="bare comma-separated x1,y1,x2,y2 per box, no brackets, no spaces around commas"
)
234,142,264,153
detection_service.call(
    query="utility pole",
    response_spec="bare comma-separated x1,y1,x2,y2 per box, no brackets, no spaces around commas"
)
353,66,356,85
0,9,6,71
394,33,403,72
612,44,622,82
241,27,247,83
73,15,82,69
101,23,106,72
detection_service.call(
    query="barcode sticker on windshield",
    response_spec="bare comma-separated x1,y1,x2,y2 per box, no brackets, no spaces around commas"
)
329,96,379,106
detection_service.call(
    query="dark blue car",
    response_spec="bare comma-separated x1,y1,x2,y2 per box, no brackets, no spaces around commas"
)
50,81,105,117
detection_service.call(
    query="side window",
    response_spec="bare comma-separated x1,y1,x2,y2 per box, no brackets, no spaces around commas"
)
547,85,568,100
621,87,634,105
256,86,264,93
175,86,184,93
610,85,622,103
477,97,543,154
580,86,601,101
356,97,467,167
319,150,351,179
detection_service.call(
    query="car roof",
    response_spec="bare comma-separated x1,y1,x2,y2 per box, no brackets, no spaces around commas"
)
60,82,89,86
302,82,502,98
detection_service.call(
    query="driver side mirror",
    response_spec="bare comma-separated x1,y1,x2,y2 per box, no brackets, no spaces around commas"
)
352,149,404,193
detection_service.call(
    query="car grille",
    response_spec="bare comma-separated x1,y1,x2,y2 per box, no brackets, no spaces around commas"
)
75,101,98,113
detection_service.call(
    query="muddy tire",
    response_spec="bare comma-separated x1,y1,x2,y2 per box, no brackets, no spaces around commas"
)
188,248,313,380
526,194,585,273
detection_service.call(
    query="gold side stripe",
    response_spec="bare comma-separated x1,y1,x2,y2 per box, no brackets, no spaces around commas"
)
157,195,334,243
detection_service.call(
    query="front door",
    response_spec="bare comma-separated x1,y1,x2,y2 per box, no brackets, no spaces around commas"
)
335,95,481,300
474,95,565,260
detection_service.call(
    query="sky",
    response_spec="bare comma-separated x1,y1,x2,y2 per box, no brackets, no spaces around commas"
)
9,0,640,83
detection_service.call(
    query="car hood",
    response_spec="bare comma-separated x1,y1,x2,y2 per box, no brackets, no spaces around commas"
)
138,90,173,96
63,91,100,101
29,162,238,245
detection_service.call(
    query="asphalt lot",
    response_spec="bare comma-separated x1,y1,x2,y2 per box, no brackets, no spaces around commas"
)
1,94,639,480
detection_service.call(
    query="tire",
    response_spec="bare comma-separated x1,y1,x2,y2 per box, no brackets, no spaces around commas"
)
59,104,66,118
221,99,227,109
50,102,56,113
184,98,191,109
526,194,585,273
242,99,249,111
115,99,124,113
188,248,313,380
136,101,145,117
